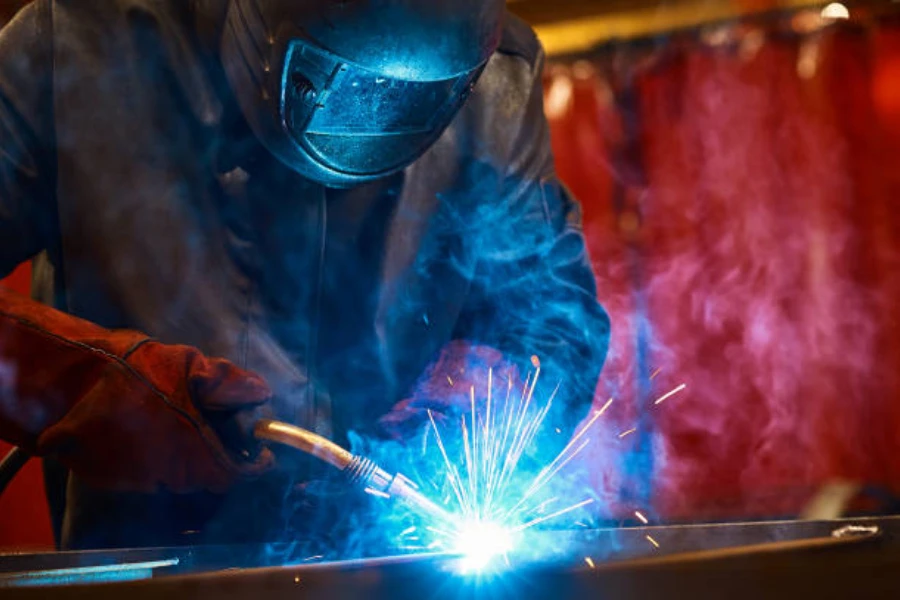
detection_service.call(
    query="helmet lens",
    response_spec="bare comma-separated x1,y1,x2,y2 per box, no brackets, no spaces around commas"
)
284,40,481,178
307,71,459,135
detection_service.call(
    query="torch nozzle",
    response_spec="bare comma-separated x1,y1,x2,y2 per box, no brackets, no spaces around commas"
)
344,455,455,525
254,420,453,525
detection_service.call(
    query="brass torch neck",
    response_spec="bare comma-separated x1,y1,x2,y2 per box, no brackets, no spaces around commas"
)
253,419,354,471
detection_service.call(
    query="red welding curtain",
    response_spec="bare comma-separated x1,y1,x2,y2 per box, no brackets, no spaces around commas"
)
549,19,900,520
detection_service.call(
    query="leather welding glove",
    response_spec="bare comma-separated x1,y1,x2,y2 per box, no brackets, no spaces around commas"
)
0,286,274,494
377,340,525,444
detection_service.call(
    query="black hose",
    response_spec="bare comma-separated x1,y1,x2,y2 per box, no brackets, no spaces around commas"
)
0,446,31,497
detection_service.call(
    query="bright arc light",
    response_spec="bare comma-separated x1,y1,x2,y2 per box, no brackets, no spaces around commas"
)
820,3,849,19
452,520,514,573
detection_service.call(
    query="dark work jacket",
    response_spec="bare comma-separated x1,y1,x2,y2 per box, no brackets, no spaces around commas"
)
0,0,610,551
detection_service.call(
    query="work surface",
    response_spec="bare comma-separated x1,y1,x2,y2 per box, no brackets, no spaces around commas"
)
0,516,898,599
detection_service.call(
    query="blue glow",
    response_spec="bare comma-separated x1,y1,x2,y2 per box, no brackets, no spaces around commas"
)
1,559,179,588
365,362,605,573
451,520,514,573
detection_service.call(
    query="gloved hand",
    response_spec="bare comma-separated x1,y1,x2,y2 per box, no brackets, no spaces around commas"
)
377,340,524,443
0,287,274,493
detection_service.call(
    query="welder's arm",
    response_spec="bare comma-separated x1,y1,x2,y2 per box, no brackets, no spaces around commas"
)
451,51,611,443
0,7,273,493
0,286,274,493
379,50,610,449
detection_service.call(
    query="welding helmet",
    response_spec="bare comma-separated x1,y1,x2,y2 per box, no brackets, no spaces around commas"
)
220,0,506,188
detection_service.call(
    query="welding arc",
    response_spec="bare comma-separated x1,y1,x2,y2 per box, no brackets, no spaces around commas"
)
254,419,353,471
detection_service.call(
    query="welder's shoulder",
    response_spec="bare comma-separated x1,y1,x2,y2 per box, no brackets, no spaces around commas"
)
495,13,543,71
0,0,54,137
51,0,188,30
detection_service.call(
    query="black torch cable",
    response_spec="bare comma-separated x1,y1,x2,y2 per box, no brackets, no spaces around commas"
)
0,446,31,498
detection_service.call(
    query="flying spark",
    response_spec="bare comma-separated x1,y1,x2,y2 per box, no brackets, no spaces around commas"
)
398,362,610,571
646,534,660,549
584,557,596,569
654,383,686,405
365,487,391,499
635,511,649,524
618,428,637,439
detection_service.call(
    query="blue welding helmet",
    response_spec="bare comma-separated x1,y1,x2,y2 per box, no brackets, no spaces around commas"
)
221,0,506,188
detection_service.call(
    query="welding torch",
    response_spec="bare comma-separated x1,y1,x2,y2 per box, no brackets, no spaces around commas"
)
254,420,453,526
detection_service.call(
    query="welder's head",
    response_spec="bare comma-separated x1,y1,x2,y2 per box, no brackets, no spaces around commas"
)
221,0,506,188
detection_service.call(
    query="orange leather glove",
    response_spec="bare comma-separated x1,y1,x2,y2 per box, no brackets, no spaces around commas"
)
0,287,274,493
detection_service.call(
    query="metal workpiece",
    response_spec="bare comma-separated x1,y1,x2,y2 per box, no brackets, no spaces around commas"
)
1,517,899,599
6,421,897,598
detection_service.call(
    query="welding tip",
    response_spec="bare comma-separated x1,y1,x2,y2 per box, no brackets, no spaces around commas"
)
344,455,455,525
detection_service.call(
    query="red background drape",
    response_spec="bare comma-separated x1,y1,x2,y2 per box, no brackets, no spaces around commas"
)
551,18,900,520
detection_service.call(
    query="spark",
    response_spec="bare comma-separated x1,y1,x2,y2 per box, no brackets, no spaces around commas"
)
584,557,596,569
596,397,615,417
649,367,662,380
396,473,419,489
646,534,660,549
512,498,595,533
635,511,649,524
302,555,324,562
447,376,454,387
400,526,417,536
618,428,637,439
426,525,451,537
365,487,391,499
396,364,613,571
510,397,612,511
526,496,559,515
654,383,686,405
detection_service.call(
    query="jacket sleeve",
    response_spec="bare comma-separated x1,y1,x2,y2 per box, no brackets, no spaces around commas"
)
0,0,57,279
453,47,611,443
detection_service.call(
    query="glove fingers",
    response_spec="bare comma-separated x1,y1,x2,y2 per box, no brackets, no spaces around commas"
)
189,355,273,411
206,402,272,460
185,354,275,461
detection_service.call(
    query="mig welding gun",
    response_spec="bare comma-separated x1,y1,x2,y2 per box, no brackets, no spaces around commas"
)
253,419,452,525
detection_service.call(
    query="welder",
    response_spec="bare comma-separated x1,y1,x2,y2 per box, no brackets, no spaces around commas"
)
0,0,610,551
